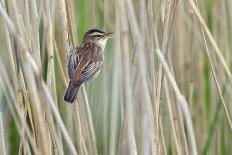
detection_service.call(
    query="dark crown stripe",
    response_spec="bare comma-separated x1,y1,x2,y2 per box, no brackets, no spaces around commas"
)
87,29,105,34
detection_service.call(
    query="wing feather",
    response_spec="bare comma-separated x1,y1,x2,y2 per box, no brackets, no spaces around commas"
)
67,43,103,82
80,60,103,81
68,47,81,79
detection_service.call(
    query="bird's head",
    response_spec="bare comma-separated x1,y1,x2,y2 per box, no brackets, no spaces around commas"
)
83,29,113,49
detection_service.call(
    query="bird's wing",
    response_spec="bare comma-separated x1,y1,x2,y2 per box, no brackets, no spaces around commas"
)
68,46,81,79
79,54,103,81
68,43,103,82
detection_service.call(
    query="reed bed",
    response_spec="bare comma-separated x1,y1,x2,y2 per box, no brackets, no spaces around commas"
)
0,0,232,154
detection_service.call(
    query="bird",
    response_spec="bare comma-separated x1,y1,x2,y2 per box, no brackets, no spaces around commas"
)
64,28,113,103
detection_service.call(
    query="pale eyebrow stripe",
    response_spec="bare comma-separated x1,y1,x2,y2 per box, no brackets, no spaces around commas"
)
90,32,103,36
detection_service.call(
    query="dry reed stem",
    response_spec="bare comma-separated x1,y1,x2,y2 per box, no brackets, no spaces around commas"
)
200,22,232,130
44,1,65,154
156,49,197,155
158,116,167,155
0,1,16,34
53,39,68,86
42,82,78,155
0,113,6,155
80,87,98,155
117,0,132,154
188,0,232,86
164,78,184,155
63,0,98,153
65,0,75,48
30,0,42,68
192,0,232,131
57,1,96,154
2,1,48,154
109,2,121,154
1,1,78,152
1,3,38,154
21,63,49,155
74,103,84,155
67,0,98,154
155,1,178,153
166,51,189,154
138,1,155,153
44,2,54,154
124,1,142,155
0,2,40,154
0,64,39,154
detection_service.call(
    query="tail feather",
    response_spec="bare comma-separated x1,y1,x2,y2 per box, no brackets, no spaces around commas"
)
64,82,82,103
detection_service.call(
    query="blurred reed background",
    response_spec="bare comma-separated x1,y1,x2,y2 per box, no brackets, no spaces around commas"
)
0,0,232,154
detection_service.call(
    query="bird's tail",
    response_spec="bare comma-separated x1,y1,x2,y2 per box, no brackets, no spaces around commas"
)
64,82,82,103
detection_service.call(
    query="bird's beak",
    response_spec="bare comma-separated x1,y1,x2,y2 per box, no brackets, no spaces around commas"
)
104,32,113,39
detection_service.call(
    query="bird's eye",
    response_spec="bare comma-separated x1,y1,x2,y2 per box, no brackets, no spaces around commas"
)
96,35,101,37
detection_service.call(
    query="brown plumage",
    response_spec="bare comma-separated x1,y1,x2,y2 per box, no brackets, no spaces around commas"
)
64,29,112,103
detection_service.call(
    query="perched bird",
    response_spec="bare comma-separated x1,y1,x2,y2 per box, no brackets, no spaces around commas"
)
64,29,113,103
